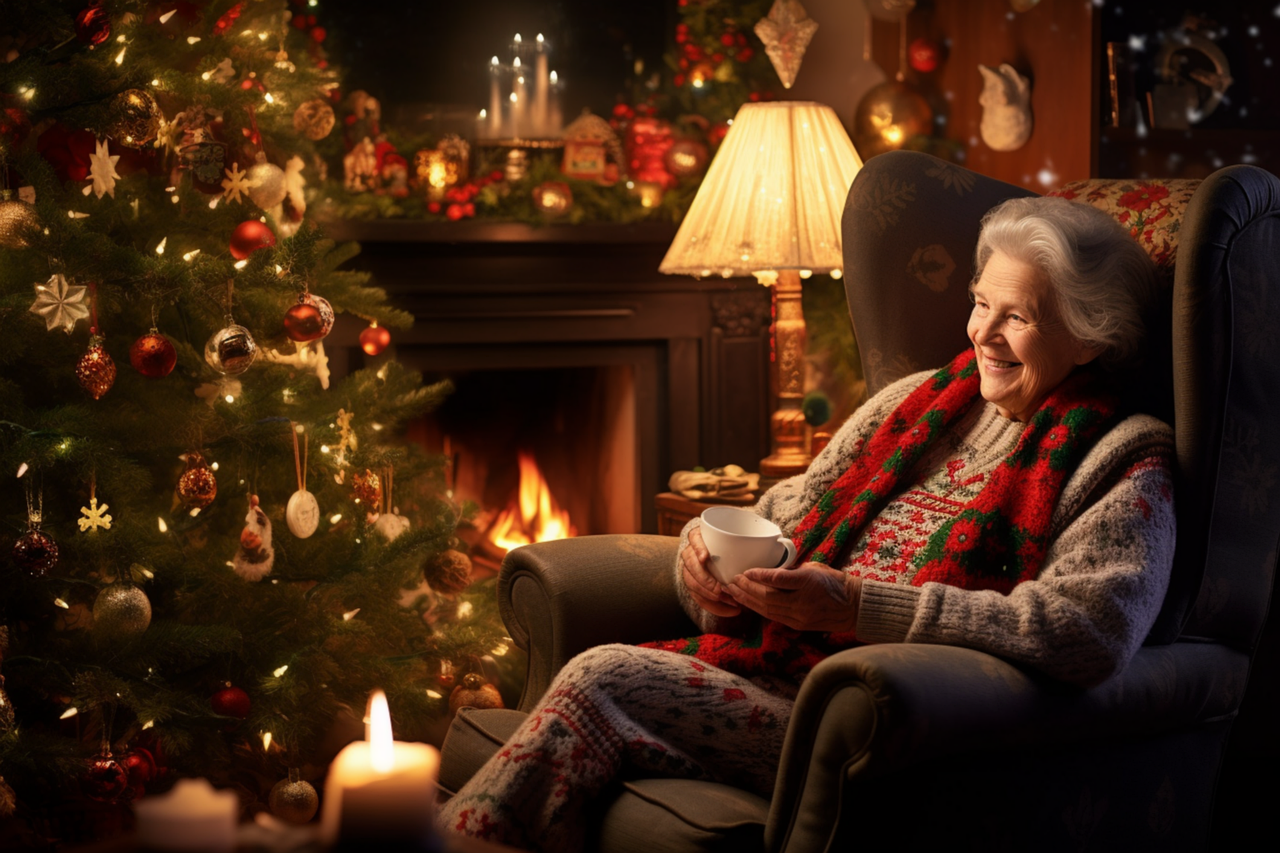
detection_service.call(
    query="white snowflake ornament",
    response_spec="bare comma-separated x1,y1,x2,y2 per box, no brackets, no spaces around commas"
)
86,138,121,199
30,273,90,333
222,162,253,204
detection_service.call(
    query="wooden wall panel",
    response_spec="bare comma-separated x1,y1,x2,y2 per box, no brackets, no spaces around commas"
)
871,0,1098,190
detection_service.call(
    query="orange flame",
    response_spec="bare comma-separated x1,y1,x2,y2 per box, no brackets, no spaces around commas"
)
487,451,576,552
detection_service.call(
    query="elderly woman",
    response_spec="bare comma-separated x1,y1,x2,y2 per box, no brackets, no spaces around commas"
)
440,196,1174,852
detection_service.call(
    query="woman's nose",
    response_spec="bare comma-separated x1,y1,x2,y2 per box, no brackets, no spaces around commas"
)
972,313,1003,343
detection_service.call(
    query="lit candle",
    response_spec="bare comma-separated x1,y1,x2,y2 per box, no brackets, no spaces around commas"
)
322,690,440,848
135,778,238,853
534,34,549,137
549,70,562,136
511,56,526,140
488,56,502,138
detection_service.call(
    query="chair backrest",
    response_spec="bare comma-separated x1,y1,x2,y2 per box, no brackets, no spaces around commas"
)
841,151,1280,651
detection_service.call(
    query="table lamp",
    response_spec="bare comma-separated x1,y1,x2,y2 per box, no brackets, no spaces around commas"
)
659,21,863,478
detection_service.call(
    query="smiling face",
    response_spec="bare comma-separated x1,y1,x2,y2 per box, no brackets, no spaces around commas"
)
967,251,1100,421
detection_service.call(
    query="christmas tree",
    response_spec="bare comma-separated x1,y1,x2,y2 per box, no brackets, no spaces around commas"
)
0,0,506,836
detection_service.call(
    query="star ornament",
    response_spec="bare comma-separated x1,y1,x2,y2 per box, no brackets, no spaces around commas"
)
85,138,122,199
754,0,820,89
30,273,90,333
222,161,254,204
78,496,113,532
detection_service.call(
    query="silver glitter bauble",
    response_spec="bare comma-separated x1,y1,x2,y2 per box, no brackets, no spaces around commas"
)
204,323,257,375
269,772,319,824
246,158,287,209
92,582,152,639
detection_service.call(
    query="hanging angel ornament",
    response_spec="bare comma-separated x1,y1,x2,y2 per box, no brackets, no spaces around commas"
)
30,274,89,333
232,495,274,581
286,424,319,539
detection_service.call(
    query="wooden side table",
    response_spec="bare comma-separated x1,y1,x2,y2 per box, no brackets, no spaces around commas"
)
654,492,755,536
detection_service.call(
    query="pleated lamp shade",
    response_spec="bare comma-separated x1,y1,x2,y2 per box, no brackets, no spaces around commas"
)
659,101,863,278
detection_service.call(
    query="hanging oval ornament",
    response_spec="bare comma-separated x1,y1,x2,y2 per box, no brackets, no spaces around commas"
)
282,292,334,343
130,328,178,378
177,451,217,509
77,334,116,400
286,424,320,538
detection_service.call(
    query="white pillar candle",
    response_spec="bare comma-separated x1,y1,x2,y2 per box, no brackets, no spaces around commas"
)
488,56,503,138
511,56,526,140
549,70,562,136
534,34,549,138
322,690,440,848
135,778,238,853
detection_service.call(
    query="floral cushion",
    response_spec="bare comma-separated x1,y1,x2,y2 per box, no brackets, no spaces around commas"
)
1047,179,1201,271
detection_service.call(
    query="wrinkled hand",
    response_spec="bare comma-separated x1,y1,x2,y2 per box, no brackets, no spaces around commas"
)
726,563,862,633
680,526,742,618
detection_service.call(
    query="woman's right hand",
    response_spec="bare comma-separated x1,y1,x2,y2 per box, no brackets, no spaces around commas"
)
681,526,742,618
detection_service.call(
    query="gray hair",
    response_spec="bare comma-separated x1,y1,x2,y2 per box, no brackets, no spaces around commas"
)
974,196,1160,365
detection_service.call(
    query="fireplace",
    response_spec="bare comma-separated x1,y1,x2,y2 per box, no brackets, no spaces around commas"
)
323,220,773,536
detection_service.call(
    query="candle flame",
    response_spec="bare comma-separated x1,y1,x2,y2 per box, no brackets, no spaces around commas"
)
368,690,394,773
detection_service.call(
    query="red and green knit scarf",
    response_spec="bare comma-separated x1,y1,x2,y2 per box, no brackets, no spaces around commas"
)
644,349,1118,683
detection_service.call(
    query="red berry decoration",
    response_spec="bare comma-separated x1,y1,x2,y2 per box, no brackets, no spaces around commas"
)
908,37,941,73
359,323,391,356
75,4,112,46
130,330,177,378
210,685,251,719
82,753,129,803
282,293,334,343
229,219,276,260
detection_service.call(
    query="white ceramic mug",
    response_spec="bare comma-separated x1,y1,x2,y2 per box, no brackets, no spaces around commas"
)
698,506,798,585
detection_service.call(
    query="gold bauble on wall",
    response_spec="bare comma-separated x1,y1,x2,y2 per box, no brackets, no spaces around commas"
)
853,80,933,158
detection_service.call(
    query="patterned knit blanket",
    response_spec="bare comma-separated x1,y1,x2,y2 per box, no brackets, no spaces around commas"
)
644,350,1118,682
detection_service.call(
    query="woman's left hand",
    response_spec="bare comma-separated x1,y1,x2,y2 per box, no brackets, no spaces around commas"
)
726,563,862,633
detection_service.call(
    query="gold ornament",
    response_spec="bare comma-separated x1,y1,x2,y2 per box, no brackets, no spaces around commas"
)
110,89,163,149
853,80,933,158
92,581,152,639
754,0,820,89
76,335,117,400
335,407,358,465
269,770,319,824
178,452,217,509
78,497,113,532
0,196,39,248
351,469,382,508
449,672,504,715
246,153,287,209
293,99,336,141
30,273,89,333
504,148,528,182
532,181,573,217
414,135,470,202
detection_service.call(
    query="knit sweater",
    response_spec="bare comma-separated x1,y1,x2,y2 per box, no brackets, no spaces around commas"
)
676,369,1176,687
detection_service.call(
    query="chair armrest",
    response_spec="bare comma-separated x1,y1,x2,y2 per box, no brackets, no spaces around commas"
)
498,534,695,710
765,641,1247,853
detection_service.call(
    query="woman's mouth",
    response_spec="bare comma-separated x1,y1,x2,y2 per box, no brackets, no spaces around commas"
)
984,357,1020,370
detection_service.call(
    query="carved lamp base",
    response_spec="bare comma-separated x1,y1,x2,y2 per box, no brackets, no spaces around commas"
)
759,269,812,480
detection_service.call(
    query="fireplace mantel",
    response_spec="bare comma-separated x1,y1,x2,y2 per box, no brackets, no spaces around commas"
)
323,219,772,534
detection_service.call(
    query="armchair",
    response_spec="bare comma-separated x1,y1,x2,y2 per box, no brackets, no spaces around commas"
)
439,152,1280,851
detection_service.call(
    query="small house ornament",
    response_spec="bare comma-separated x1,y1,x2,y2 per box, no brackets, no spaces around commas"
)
561,110,623,185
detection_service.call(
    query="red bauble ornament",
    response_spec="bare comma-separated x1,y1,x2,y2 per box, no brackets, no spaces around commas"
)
82,753,129,803
12,528,58,577
177,452,217,509
360,323,391,356
210,685,251,719
118,746,157,799
282,293,334,343
908,38,941,73
75,4,112,46
229,220,276,260
130,330,177,378
76,336,116,400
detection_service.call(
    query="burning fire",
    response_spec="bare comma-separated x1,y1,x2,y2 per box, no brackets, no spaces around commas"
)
487,451,576,552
